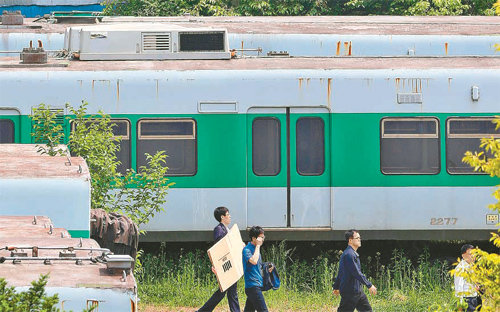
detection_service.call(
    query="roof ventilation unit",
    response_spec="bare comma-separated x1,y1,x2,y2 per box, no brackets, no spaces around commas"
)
65,24,230,60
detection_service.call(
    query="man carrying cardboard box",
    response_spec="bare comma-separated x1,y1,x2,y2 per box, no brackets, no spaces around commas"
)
197,207,241,312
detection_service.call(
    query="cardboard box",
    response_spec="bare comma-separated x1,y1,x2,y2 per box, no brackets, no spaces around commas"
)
207,224,245,292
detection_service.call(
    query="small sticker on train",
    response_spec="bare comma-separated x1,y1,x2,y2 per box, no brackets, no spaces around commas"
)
486,214,499,225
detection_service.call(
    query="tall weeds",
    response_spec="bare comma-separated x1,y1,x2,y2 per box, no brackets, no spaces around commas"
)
138,242,456,311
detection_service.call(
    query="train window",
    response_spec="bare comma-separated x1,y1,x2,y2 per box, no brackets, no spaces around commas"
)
138,119,197,176
296,117,324,176
0,120,14,143
381,118,440,174
446,117,500,174
112,120,131,175
252,117,281,176
71,119,131,175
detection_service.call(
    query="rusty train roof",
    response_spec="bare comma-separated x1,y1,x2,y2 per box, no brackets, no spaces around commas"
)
0,216,136,289
2,16,500,35
0,144,90,179
0,56,500,71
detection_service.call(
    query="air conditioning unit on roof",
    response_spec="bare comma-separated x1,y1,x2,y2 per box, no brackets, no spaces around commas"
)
64,23,230,60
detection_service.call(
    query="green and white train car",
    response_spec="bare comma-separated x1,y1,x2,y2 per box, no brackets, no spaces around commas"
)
0,16,499,240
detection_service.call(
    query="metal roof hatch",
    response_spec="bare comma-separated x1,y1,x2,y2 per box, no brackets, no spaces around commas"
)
64,23,230,60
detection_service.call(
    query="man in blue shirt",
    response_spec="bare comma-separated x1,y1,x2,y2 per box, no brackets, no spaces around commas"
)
197,207,240,312
333,229,377,312
242,226,271,312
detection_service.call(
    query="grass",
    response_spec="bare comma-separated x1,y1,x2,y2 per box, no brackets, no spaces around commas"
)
136,242,461,311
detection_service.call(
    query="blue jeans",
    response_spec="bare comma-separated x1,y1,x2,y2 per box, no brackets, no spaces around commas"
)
244,286,268,312
197,282,240,312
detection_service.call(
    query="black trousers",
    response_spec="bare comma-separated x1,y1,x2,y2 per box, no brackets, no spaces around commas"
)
338,291,373,312
465,296,482,312
197,282,240,312
243,286,268,312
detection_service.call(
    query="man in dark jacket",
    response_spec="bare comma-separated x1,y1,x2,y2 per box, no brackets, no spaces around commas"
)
197,207,240,312
333,229,377,312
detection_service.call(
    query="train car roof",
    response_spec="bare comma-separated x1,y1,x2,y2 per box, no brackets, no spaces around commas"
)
0,56,500,70
0,144,90,179
0,216,136,289
2,15,500,35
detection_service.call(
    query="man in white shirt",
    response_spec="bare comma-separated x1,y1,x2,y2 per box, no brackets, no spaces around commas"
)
454,244,482,312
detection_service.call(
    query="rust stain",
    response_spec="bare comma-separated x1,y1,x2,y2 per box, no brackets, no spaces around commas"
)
306,78,310,86
116,80,120,102
298,78,303,89
155,79,159,98
336,41,341,56
241,40,244,57
327,78,332,107
343,42,349,56
445,42,448,56
395,78,400,90
77,80,83,87
91,80,94,91
419,79,422,93
448,77,453,89
348,41,352,56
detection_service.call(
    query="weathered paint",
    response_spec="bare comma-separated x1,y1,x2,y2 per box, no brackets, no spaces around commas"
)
332,186,497,230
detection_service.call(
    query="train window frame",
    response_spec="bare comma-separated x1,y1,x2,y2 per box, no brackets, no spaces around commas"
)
380,117,441,175
138,119,196,140
0,119,15,143
252,117,281,177
137,118,197,176
296,117,325,176
70,118,132,174
446,117,500,175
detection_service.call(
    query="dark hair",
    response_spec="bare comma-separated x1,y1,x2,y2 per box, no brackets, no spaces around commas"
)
214,206,229,222
461,244,474,255
248,226,264,240
344,229,358,242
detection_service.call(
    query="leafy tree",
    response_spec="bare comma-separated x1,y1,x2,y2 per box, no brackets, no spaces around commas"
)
114,152,173,227
30,102,172,228
30,103,66,157
68,103,121,210
463,0,496,15
406,0,469,16
102,0,189,16
103,0,236,16
101,0,498,16
0,274,95,311
454,118,500,312
0,274,59,312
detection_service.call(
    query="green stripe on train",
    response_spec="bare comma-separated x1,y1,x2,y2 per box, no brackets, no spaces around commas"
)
5,112,500,188
68,230,90,238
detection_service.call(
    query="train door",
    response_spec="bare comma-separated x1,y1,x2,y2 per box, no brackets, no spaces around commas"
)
247,108,287,227
289,108,331,227
0,108,20,143
247,107,331,228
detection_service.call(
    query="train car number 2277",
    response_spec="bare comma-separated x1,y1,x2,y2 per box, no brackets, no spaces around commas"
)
430,218,457,225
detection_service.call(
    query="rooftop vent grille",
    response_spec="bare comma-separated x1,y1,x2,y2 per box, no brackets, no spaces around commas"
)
179,32,225,52
142,33,171,52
